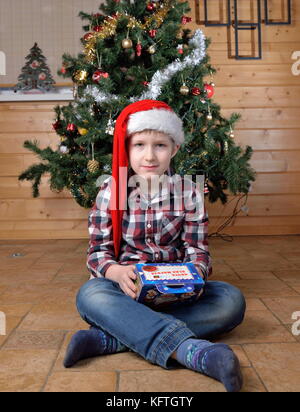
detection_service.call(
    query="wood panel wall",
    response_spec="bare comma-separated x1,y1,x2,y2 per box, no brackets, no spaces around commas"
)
0,0,300,239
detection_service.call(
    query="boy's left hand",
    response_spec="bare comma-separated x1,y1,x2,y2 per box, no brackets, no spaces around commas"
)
194,264,205,280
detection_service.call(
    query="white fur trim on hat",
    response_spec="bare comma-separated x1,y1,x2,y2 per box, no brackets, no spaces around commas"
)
127,108,184,146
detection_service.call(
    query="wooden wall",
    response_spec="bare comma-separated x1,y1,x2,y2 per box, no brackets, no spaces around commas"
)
0,0,300,239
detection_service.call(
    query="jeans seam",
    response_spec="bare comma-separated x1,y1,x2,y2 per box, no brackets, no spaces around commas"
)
151,322,194,368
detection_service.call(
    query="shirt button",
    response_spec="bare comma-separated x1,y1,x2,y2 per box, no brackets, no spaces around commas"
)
147,223,152,229
147,238,151,243
155,253,159,258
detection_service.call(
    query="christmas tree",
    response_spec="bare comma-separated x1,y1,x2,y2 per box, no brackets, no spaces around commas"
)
14,43,55,92
19,0,255,209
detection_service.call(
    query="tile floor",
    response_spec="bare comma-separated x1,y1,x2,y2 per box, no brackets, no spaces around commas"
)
0,235,300,392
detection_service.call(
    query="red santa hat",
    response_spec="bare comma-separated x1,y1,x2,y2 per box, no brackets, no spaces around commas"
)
110,99,184,259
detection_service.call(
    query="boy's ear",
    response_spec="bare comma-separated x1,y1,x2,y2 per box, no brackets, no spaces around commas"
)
171,144,180,159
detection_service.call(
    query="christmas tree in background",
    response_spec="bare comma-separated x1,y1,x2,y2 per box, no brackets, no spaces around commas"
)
19,0,255,209
14,43,55,92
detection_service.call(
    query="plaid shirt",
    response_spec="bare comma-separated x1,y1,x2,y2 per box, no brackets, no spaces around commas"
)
87,168,211,280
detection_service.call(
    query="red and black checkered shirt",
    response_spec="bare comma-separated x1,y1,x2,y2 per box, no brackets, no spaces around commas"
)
87,168,211,280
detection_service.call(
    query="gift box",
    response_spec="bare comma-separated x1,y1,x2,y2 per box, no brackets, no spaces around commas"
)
134,262,205,310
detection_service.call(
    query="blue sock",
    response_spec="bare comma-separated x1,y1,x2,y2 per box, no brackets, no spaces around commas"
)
63,327,127,368
175,338,243,392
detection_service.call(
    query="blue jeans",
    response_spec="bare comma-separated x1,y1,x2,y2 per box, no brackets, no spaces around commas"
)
76,278,246,369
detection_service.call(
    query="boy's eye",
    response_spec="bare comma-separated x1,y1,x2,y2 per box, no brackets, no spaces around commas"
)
134,143,166,147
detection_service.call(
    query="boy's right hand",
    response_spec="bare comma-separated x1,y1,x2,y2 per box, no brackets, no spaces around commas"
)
105,264,137,300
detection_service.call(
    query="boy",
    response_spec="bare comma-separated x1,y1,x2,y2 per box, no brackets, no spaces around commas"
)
64,100,246,392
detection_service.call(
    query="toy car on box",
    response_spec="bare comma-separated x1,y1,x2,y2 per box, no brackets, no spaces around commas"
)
134,262,205,310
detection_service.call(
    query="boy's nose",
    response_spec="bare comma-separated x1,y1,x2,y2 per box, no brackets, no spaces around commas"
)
145,147,155,161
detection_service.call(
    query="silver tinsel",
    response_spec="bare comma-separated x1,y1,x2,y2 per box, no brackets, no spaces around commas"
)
81,29,206,104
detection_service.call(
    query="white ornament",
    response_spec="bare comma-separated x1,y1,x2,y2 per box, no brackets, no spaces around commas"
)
81,29,206,104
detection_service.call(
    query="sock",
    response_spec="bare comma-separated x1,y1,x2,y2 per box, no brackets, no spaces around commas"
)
63,326,127,368
175,338,243,392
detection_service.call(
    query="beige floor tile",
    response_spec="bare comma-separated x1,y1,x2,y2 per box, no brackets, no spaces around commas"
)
53,272,89,283
0,285,7,295
240,368,267,392
292,285,300,294
43,371,117,392
210,263,240,281
224,257,298,272
237,271,278,280
245,298,267,311
219,309,296,344
0,349,58,373
262,297,300,324
0,283,50,304
58,261,90,275
118,369,226,392
3,330,66,350
229,279,299,299
0,372,48,392
0,303,32,317
0,271,56,286
272,270,300,285
18,302,86,331
280,253,300,264
229,345,251,367
243,343,300,392
0,316,22,347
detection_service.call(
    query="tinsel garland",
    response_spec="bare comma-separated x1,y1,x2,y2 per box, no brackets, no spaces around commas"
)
82,29,206,104
84,0,174,62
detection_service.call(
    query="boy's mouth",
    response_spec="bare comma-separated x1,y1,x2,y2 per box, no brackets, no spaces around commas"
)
142,165,158,169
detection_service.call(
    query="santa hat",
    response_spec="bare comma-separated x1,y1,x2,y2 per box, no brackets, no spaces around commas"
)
110,99,184,259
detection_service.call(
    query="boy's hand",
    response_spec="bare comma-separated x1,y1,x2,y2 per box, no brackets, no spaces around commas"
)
105,264,137,299
194,264,206,280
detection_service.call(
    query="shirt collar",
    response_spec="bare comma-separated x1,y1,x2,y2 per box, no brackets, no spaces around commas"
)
127,167,179,204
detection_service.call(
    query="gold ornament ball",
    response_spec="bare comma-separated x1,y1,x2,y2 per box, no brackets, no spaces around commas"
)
88,160,100,174
180,85,189,95
207,113,213,121
148,45,156,54
74,69,88,84
78,127,88,136
230,131,235,138
122,38,133,49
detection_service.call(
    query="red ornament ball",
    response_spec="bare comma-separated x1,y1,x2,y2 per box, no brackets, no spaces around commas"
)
52,121,61,131
191,87,201,96
204,83,215,99
149,29,157,38
83,32,94,41
146,3,155,11
181,16,192,25
93,26,103,32
67,123,77,132
136,43,142,57
92,70,109,82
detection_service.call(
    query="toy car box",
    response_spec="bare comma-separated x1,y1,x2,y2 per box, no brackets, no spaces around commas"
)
134,262,205,310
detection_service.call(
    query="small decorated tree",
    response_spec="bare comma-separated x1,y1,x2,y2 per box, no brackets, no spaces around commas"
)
14,43,55,92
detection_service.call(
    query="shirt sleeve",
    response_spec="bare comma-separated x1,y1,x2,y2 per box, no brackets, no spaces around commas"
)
181,180,212,281
87,177,118,278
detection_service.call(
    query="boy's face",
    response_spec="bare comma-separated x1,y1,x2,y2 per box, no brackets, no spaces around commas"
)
127,130,180,181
